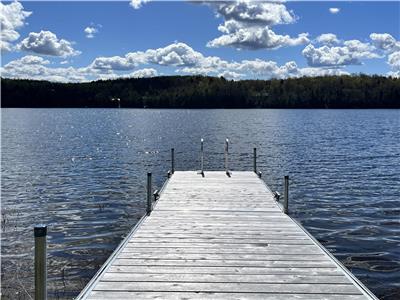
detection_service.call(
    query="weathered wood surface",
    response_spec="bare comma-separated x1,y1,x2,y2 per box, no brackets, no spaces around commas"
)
80,171,376,299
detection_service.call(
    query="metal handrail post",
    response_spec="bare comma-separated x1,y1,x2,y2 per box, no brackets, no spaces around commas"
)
253,147,257,173
34,225,47,300
147,173,152,215
171,148,175,174
284,175,289,214
225,139,230,175
200,138,204,174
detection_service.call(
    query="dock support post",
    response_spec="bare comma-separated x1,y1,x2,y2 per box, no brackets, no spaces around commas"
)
200,139,204,176
284,175,289,214
147,173,152,215
34,225,47,300
225,139,230,176
171,148,175,174
253,147,257,173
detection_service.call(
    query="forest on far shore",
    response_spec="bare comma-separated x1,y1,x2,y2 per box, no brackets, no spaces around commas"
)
1,74,399,108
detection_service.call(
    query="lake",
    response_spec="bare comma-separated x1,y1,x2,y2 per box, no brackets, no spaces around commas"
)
1,108,399,299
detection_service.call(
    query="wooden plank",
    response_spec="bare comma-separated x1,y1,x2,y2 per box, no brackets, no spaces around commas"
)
122,247,324,255
137,230,306,234
132,234,311,239
92,281,362,294
126,242,315,248
117,253,327,261
127,240,315,245
100,273,351,284
87,291,368,300
107,265,344,275
113,258,337,268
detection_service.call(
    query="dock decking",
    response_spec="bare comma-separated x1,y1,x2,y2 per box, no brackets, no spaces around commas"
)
78,171,377,299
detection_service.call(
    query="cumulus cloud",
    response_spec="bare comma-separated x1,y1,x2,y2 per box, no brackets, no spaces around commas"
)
2,43,203,82
370,33,400,52
89,42,203,73
130,0,150,10
145,42,204,66
17,30,81,57
90,56,138,71
0,55,89,82
129,68,158,78
218,70,243,80
208,21,309,50
316,33,339,45
84,27,97,38
212,1,296,27
15,55,50,65
302,40,380,67
234,59,298,79
329,8,340,14
0,1,32,52
204,1,309,50
177,47,344,80
388,51,400,71
387,71,400,78
0,42,356,82
299,67,349,77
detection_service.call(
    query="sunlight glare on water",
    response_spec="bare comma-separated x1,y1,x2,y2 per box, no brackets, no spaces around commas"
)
1,108,399,299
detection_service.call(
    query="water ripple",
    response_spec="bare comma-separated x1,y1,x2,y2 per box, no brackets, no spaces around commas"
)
1,108,399,299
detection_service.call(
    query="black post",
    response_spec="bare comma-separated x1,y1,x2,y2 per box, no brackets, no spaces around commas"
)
34,225,47,300
253,147,257,173
147,173,152,215
284,175,289,214
171,148,175,174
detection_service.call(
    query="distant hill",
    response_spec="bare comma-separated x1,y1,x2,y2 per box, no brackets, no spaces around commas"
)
1,75,399,108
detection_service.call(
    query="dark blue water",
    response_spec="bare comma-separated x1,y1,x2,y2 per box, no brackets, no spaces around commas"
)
1,108,399,299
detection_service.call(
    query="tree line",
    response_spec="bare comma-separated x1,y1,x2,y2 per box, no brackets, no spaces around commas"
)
1,75,399,108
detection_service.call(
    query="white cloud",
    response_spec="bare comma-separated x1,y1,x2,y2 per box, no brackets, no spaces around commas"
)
316,33,339,45
212,1,296,27
84,26,99,39
369,33,400,52
207,20,309,50
90,56,137,71
204,1,309,50
129,68,158,78
17,30,81,57
90,42,204,71
329,8,340,14
145,42,204,66
302,40,380,67
0,42,358,82
235,59,299,79
0,55,89,82
130,0,150,10
299,67,349,77
218,70,243,80
17,55,50,65
388,51,400,71
387,71,400,78
0,1,32,52
179,52,345,81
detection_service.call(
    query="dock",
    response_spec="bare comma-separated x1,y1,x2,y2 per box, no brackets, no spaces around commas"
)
77,168,377,299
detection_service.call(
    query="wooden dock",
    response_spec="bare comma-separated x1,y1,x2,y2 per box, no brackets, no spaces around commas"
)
77,171,377,299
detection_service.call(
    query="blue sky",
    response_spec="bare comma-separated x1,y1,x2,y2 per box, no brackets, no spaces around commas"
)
1,1,399,82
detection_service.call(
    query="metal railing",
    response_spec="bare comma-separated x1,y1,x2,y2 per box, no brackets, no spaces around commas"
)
33,139,291,299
